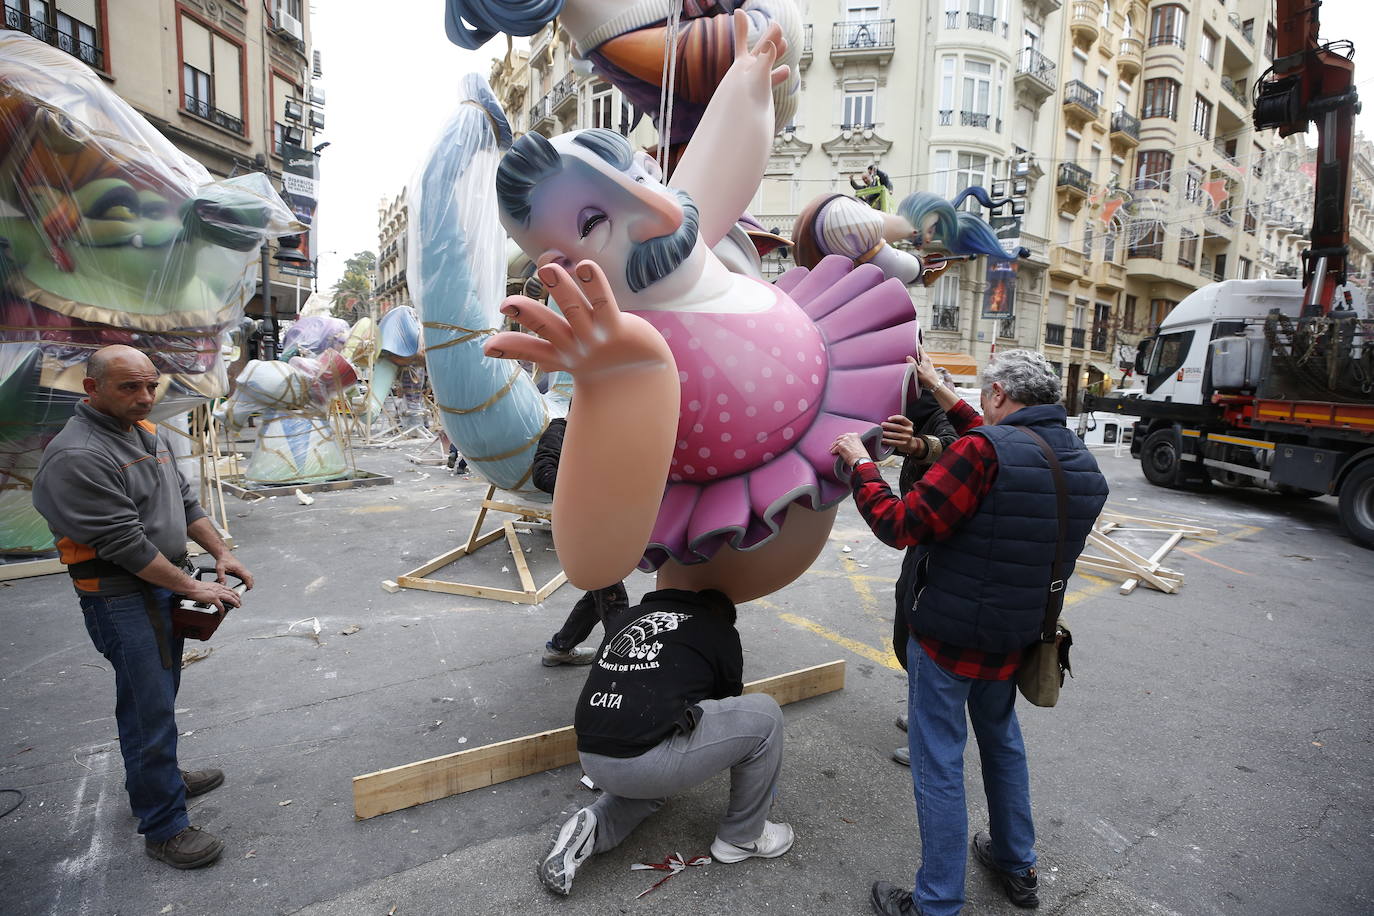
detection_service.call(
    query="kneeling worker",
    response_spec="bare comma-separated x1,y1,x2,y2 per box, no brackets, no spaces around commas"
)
539,588,792,895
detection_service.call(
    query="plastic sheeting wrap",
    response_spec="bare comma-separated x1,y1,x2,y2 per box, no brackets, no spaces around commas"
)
409,74,567,496
0,33,300,552
220,351,358,485
281,315,348,359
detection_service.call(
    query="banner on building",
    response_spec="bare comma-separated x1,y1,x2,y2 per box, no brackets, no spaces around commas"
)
982,259,1017,319
278,144,319,278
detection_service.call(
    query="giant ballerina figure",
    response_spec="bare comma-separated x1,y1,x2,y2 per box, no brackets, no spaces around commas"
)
479,14,920,600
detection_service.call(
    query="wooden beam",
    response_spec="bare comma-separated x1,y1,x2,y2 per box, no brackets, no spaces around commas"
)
1120,531,1185,595
0,556,64,581
1086,531,1178,593
1098,511,1217,537
352,660,846,820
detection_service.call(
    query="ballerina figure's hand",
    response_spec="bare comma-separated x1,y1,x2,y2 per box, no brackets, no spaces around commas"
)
483,261,675,385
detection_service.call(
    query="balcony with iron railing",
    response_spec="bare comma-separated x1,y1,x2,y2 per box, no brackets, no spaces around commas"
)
1147,31,1186,51
1044,323,1066,346
1110,110,1140,148
1062,79,1100,124
183,96,244,135
1091,327,1109,351
529,94,554,131
966,12,1004,36
931,305,960,332
799,23,813,67
960,110,991,129
1220,75,1248,107
830,19,895,63
1057,162,1093,198
1014,47,1057,103
1070,327,1087,349
550,72,579,113
3,7,104,70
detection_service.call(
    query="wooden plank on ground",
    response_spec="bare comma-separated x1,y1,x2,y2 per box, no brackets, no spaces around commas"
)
1087,531,1179,593
0,556,64,581
1121,531,1185,595
1098,511,1217,537
352,660,846,820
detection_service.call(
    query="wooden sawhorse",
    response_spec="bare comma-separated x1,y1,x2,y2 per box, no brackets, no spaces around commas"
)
390,484,567,604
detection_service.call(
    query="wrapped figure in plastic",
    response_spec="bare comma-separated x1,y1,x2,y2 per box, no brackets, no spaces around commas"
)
219,351,358,486
483,14,920,601
0,33,299,552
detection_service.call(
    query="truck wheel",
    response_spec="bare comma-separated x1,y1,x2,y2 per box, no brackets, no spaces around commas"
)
1338,460,1374,549
1141,428,1183,488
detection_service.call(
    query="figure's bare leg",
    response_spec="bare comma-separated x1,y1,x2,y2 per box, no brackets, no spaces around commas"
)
655,504,837,603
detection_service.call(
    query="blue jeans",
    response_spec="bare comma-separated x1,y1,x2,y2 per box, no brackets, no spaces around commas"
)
906,636,1035,916
80,588,188,843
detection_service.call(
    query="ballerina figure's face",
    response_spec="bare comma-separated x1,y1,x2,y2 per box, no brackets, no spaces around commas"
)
497,130,702,309
916,213,939,249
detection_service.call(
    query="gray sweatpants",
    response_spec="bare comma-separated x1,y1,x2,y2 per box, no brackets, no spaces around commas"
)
579,693,785,854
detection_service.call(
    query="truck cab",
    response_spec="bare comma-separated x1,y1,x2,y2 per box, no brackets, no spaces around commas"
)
1083,279,1374,548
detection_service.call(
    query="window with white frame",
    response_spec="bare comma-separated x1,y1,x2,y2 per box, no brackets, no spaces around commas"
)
591,83,614,130
846,0,881,19
931,273,960,330
939,56,955,124
962,58,992,125
954,152,988,210
842,80,875,128
932,150,952,199
1199,27,1217,68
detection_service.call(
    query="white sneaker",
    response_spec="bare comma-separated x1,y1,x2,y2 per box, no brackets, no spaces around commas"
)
539,808,597,895
709,820,794,863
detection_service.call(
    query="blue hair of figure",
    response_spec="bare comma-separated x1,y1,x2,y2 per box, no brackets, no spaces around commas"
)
444,0,565,49
898,187,1030,262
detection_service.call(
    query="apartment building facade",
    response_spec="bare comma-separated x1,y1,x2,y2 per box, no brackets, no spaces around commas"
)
376,190,411,315
3,0,324,318
484,1,1346,399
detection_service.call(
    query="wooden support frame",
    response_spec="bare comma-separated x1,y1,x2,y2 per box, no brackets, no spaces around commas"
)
1085,530,1180,593
352,660,846,820
392,484,567,605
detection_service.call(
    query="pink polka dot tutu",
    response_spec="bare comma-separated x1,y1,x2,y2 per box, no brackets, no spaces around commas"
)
633,255,921,571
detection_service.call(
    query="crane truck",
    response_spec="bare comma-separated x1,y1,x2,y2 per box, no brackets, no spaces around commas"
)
1084,0,1374,549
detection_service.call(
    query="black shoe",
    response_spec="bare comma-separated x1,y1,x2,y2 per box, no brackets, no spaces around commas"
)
145,826,224,869
870,880,923,915
181,768,224,798
972,830,1039,908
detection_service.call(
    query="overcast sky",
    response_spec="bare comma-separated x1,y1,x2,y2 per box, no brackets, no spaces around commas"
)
310,0,1372,294
311,0,521,293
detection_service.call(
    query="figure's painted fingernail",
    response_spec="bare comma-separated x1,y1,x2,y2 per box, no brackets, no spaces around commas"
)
538,266,559,287
576,264,594,282
487,347,504,358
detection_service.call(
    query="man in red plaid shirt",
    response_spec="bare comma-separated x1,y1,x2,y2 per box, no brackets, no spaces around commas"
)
832,349,1108,916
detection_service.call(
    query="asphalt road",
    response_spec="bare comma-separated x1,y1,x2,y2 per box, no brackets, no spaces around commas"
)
1,442,1370,916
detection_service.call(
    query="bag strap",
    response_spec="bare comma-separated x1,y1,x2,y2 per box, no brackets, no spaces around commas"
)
1017,427,1069,642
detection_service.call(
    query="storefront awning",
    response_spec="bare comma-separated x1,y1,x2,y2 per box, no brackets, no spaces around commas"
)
1086,360,1119,379
925,351,980,380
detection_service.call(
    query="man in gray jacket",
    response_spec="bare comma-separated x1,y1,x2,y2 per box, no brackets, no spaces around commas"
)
33,345,252,869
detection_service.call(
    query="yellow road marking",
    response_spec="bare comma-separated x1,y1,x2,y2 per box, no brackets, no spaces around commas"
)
778,612,902,671
778,521,1265,665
